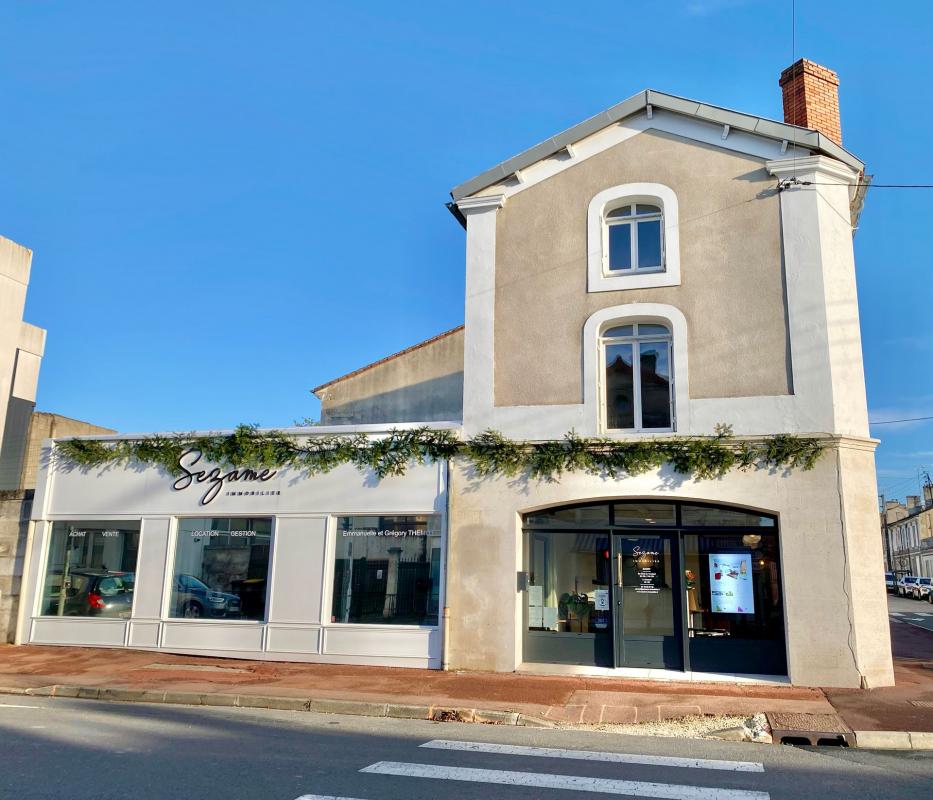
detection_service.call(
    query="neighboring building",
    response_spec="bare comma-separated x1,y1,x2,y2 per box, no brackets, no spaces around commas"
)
314,326,464,425
886,487,933,577
1,412,114,642
17,59,894,688
0,237,46,490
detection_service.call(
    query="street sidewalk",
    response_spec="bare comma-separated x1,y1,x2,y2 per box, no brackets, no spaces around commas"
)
1,617,930,743
0,642,847,726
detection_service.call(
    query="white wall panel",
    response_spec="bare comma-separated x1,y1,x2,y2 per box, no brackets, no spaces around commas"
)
134,517,170,618
266,625,322,654
31,618,127,646
267,517,327,624
160,622,264,652
323,625,439,660
128,621,160,648
45,460,445,518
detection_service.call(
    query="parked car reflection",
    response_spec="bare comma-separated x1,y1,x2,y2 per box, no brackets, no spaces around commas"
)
45,570,135,618
173,574,241,618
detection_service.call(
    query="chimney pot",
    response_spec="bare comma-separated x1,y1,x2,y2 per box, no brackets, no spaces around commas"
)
779,58,842,145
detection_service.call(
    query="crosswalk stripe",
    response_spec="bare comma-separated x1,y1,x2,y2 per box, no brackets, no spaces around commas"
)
360,761,769,800
420,739,764,772
294,795,364,799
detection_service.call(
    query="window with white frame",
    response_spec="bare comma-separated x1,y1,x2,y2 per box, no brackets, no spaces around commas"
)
601,322,674,431
605,202,664,273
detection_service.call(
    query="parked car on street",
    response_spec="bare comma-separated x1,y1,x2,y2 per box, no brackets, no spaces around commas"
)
911,577,932,600
45,570,135,618
173,574,241,618
884,572,896,593
896,575,921,597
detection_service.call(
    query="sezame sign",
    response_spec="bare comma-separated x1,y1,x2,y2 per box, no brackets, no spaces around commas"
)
171,448,279,505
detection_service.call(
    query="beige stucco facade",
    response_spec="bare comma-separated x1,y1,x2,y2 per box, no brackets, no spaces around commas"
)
446,439,893,688
493,130,791,407
315,327,463,425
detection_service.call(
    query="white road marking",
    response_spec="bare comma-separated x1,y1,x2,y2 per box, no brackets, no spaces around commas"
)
420,739,764,772
294,795,366,800
0,704,43,709
361,761,769,800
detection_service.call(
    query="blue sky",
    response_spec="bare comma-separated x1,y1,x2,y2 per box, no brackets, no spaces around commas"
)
1,1,931,500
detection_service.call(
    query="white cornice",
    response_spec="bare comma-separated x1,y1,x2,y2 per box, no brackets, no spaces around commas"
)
456,193,507,214
766,155,859,184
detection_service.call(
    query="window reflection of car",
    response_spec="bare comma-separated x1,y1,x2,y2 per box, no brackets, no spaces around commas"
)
173,574,241,618
46,570,135,618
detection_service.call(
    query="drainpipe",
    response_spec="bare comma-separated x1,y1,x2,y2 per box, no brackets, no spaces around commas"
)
441,456,452,671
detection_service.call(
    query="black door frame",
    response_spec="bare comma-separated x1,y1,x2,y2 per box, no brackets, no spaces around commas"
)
521,500,784,674
611,530,685,670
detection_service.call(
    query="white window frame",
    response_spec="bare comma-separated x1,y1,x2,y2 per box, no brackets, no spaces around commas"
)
582,303,690,436
600,323,674,433
587,183,681,292
604,203,665,275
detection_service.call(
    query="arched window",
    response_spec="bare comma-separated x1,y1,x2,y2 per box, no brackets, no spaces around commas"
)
601,322,673,431
587,183,680,292
605,202,664,273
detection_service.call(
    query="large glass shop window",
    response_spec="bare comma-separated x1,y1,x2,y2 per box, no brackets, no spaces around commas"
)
682,532,786,675
170,518,272,621
525,530,614,667
332,515,441,626
41,521,140,618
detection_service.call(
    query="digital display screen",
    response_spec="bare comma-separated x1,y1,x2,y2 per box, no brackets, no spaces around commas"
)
709,554,754,615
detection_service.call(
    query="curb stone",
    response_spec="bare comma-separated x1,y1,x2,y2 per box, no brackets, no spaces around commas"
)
0,686,555,729
854,730,933,750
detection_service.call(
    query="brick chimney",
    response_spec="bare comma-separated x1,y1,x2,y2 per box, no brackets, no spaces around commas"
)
779,58,842,145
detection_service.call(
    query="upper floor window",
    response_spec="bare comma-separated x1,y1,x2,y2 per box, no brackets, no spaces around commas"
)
602,322,673,431
587,183,680,293
606,203,664,273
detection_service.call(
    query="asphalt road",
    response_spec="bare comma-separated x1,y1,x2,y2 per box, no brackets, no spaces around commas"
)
1,696,931,800
888,592,933,634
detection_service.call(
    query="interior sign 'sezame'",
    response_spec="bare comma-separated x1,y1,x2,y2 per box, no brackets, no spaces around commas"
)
171,448,278,505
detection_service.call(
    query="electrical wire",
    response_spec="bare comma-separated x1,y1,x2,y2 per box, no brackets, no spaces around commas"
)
870,415,933,426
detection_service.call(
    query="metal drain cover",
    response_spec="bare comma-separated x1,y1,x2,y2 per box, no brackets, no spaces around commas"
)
909,700,933,708
766,712,854,747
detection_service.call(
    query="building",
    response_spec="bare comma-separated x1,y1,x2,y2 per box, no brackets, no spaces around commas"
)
0,237,47,640
16,59,894,688
1,412,114,641
886,487,933,577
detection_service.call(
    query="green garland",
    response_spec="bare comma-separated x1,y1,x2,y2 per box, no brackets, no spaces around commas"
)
55,423,824,482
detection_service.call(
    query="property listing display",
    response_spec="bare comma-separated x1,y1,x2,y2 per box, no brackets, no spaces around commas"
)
709,553,754,614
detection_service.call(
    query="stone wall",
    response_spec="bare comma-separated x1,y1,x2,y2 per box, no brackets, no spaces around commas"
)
0,490,31,642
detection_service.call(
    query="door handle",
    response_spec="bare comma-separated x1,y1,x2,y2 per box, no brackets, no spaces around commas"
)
616,553,623,588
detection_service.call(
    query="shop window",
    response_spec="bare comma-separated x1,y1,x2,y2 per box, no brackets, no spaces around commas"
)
524,530,614,667
169,517,272,621
523,505,611,529
681,505,775,528
331,515,441,626
683,533,786,675
40,521,140,618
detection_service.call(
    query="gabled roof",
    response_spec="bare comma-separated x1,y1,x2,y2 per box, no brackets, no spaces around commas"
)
311,325,464,396
449,89,864,202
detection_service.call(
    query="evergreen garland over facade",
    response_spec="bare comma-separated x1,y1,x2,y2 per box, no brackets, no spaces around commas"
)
55,424,825,483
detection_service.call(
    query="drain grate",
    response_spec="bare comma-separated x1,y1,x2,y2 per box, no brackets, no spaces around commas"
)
909,700,933,708
766,712,854,747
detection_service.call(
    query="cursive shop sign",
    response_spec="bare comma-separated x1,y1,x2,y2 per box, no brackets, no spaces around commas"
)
172,449,280,505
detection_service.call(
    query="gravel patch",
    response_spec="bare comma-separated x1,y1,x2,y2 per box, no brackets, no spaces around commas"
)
568,714,754,738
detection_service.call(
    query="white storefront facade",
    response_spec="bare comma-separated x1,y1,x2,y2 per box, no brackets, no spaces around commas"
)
16,424,449,669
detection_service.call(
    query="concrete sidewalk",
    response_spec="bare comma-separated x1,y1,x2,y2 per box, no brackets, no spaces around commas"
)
1,617,930,741
0,643,833,726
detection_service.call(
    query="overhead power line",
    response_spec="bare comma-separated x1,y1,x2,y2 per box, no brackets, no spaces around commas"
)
869,415,933,426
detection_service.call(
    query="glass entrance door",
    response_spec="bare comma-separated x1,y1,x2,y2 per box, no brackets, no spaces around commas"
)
612,534,683,669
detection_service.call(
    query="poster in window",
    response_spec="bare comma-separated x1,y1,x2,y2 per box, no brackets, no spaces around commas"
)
709,554,754,614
